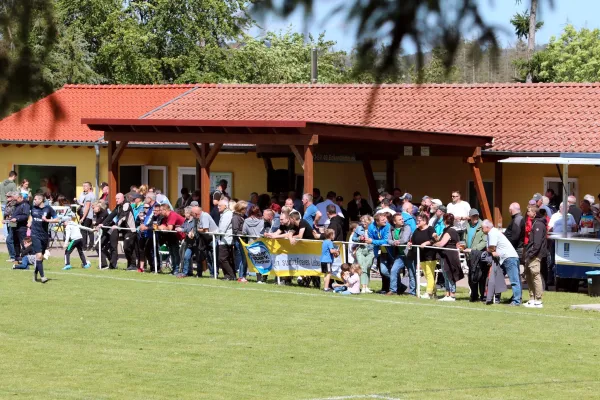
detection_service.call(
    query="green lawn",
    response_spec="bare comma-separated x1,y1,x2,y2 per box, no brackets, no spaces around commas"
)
2,253,600,400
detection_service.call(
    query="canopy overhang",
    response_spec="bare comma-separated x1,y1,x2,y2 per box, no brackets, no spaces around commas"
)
499,156,600,165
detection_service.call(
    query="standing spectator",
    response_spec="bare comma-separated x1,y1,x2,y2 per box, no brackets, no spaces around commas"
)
365,213,391,292
431,205,446,239
533,193,553,218
2,191,17,262
30,193,59,283
158,204,185,275
433,213,464,302
381,213,411,296
482,219,522,306
211,191,222,226
408,214,437,299
375,198,396,216
247,192,259,215
99,182,109,202
175,188,192,210
178,207,199,278
62,218,91,270
548,202,577,233
217,199,236,280
446,191,471,241
194,205,219,278
0,171,18,245
242,205,264,239
504,202,526,261
352,215,375,293
545,188,559,212
289,191,304,216
100,193,137,270
313,188,324,204
11,193,30,262
579,199,596,236
315,205,344,241
262,208,280,234
524,205,547,308
19,179,32,202
568,195,582,225
92,201,110,270
302,193,319,228
400,193,418,216
315,191,344,228
465,209,488,302
347,191,372,222
232,201,248,282
76,181,96,251
320,229,339,292
336,195,350,239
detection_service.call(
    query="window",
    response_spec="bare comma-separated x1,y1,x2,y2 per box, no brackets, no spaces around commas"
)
15,165,77,200
544,177,578,206
119,165,168,194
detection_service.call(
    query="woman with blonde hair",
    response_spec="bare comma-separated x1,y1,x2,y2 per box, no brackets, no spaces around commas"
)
138,184,148,197
351,214,375,293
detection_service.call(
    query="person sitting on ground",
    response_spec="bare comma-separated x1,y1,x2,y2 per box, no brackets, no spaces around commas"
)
12,237,35,270
320,229,339,292
62,218,91,270
332,263,351,293
339,263,361,295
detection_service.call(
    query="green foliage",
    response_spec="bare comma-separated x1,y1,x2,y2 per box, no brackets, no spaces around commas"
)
510,9,544,41
526,25,600,82
411,47,460,84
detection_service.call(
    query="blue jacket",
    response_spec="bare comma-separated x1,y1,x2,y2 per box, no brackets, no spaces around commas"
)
13,201,31,229
367,221,390,258
402,211,417,233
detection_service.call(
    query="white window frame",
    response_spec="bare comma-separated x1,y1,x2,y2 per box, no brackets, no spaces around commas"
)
142,166,168,194
178,167,196,194
543,177,578,200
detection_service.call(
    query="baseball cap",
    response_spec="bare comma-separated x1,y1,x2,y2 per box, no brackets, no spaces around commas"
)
432,199,443,206
400,193,413,201
190,201,199,207
438,205,447,213
532,193,543,202
528,199,537,206
469,208,480,217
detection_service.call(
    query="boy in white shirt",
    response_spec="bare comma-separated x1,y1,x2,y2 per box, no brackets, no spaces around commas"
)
63,218,91,270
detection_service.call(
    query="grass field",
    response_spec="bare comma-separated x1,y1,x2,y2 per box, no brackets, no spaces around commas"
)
2,253,600,400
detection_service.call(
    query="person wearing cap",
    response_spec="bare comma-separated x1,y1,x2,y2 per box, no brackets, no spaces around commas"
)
533,193,553,218
431,205,446,238
347,191,372,222
447,191,471,241
130,192,145,220
465,208,488,301
400,193,418,217
99,182,109,202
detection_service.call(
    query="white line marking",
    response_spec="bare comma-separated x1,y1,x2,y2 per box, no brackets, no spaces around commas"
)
307,395,401,400
3,268,599,321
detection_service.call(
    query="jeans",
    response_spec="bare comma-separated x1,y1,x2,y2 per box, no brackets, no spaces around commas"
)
501,257,522,305
404,257,416,296
182,247,197,276
14,257,31,269
233,238,247,278
6,225,15,260
442,268,456,293
1,204,7,237
380,254,405,293
169,242,181,273
334,286,347,293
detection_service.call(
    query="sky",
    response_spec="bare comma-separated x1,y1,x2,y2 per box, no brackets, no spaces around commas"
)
250,0,600,52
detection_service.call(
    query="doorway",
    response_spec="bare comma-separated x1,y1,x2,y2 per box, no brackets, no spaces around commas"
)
178,167,197,194
467,180,494,216
119,165,168,194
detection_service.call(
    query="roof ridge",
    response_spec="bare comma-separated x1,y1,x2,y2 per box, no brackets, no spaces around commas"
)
63,84,199,89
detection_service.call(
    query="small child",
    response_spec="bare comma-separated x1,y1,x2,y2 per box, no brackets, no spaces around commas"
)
13,237,35,270
63,219,91,270
340,264,361,295
320,229,340,292
333,263,351,293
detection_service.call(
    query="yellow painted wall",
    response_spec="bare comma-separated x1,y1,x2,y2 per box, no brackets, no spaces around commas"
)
3,145,598,228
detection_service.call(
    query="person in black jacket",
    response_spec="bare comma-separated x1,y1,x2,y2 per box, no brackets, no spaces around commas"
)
11,193,31,261
347,191,373,222
99,193,137,270
504,202,525,260
93,201,110,269
232,201,248,282
524,205,547,309
336,196,350,239
315,205,344,242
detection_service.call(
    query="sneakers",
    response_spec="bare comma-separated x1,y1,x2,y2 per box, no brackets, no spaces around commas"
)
137,267,144,273
362,287,373,294
100,265,109,270
62,265,72,270
83,263,91,269
256,281,265,284
385,291,396,296
126,266,137,271
41,277,48,284
43,250,50,260
323,288,332,292
237,277,248,283
6,258,15,262
421,293,431,299
439,296,456,302
524,300,543,308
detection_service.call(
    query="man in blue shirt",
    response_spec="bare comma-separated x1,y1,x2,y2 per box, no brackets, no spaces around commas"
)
30,193,59,283
302,193,319,228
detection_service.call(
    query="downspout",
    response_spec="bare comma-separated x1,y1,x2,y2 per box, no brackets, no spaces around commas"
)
95,142,100,197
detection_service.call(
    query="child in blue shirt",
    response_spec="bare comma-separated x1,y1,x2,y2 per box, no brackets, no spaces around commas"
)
320,229,339,292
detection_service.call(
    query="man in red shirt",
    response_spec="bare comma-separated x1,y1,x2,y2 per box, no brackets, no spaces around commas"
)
158,204,185,275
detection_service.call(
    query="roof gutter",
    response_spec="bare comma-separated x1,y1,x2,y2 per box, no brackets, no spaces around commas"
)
482,150,561,157
0,140,99,146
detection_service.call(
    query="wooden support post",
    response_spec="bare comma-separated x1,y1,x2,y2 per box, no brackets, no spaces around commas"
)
303,145,314,196
494,161,503,227
195,160,202,192
386,159,395,192
362,157,379,207
467,147,492,222
200,143,211,212
107,140,118,209
290,145,305,169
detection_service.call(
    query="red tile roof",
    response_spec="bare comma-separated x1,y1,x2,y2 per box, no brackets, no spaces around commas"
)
143,83,600,153
0,84,196,142
2,83,600,153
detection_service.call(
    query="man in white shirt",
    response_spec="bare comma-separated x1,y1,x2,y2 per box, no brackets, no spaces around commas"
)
315,191,344,227
548,202,577,233
482,219,522,306
447,191,471,241
375,198,397,216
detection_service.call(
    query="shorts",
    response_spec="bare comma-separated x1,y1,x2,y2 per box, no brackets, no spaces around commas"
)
321,262,332,274
32,236,48,255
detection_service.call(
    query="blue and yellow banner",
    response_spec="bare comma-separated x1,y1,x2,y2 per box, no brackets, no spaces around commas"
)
241,238,345,277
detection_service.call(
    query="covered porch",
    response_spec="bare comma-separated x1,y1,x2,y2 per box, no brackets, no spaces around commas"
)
82,117,496,221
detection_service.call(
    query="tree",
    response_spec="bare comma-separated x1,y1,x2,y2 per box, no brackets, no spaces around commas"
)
513,0,541,82
510,10,543,41
531,25,600,83
410,47,459,83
